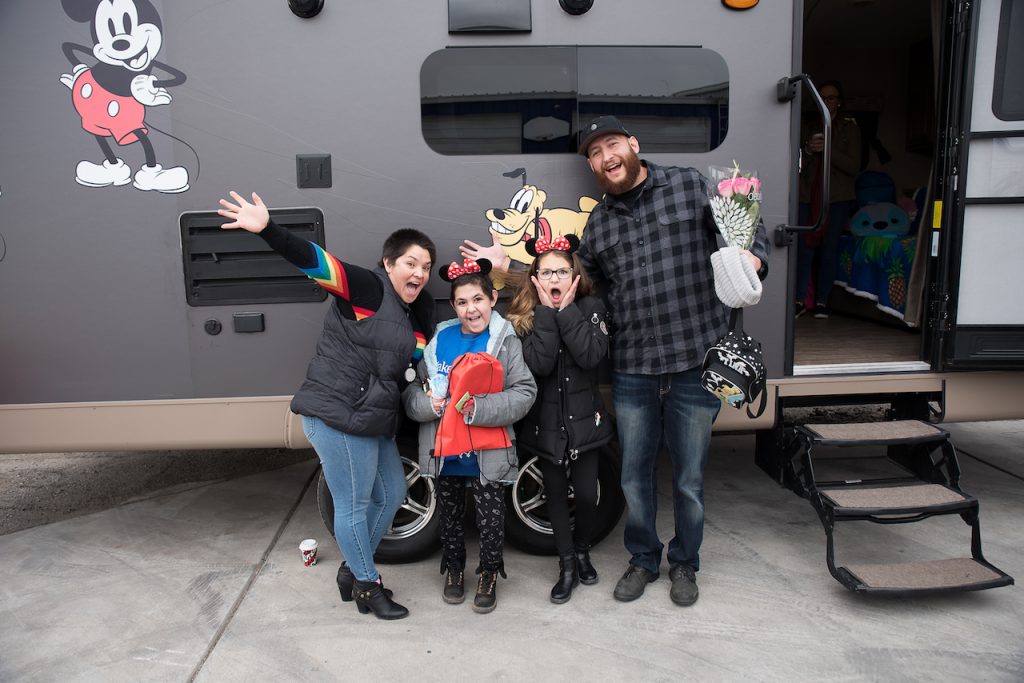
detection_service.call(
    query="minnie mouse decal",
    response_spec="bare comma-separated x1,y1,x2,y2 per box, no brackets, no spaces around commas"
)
59,0,190,193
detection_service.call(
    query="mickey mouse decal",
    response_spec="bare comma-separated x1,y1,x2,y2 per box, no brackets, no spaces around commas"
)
59,0,190,193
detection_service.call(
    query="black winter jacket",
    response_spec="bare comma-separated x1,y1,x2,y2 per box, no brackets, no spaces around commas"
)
291,268,433,437
517,296,614,465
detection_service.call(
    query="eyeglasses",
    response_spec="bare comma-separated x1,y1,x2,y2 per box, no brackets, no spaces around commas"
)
537,268,572,280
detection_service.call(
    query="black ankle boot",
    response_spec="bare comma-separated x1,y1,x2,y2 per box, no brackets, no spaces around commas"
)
337,562,392,602
574,545,598,585
550,553,579,604
473,570,499,614
443,564,466,605
352,579,408,620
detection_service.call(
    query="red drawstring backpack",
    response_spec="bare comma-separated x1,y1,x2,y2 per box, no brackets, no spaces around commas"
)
433,352,512,457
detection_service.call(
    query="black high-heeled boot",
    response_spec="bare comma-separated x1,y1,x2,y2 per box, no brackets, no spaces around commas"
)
575,545,598,585
550,553,579,604
337,562,392,602
352,578,409,620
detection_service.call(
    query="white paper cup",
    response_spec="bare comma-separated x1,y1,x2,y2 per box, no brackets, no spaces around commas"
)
299,538,318,567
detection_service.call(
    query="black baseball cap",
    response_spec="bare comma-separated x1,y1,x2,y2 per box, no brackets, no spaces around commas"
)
577,115,632,155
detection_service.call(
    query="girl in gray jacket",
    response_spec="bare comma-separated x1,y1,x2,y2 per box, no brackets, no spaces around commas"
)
403,259,536,613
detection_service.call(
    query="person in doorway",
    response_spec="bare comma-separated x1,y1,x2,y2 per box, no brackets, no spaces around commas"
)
505,234,614,604
217,191,435,621
797,80,862,318
464,115,770,606
402,259,536,614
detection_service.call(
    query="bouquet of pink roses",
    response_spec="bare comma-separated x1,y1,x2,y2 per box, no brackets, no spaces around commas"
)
708,162,762,250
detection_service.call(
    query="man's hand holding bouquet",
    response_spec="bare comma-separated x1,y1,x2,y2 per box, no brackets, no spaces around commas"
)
708,162,763,308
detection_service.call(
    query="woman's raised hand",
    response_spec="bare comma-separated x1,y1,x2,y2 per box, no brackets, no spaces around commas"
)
218,191,270,233
460,234,510,272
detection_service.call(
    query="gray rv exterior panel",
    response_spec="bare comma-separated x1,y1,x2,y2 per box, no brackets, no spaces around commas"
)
0,1,792,406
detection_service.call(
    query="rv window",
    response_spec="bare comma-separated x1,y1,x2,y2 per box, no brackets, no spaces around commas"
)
993,0,1024,121
421,46,729,155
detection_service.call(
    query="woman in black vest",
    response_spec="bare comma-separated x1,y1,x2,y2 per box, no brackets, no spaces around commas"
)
218,191,435,620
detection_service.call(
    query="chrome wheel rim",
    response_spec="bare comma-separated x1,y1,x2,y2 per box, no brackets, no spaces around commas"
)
512,455,602,535
385,456,436,540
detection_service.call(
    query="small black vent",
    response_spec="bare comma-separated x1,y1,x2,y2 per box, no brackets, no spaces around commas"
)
180,208,327,306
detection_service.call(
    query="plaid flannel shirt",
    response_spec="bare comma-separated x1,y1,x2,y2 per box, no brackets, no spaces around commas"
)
577,161,770,375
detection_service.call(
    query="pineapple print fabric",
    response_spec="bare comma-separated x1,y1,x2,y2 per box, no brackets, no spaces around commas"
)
836,234,915,319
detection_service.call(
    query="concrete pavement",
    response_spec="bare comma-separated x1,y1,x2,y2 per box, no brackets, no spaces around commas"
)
1,422,1022,682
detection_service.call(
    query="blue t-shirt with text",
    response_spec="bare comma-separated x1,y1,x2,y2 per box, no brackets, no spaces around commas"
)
435,325,490,477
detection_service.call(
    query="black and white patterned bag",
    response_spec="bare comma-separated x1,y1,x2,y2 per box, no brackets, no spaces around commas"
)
701,309,767,418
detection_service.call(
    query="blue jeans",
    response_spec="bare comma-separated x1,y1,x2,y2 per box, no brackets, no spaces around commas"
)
612,368,721,573
796,200,853,306
302,415,406,582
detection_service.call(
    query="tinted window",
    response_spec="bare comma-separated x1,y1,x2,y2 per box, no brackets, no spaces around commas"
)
421,46,729,155
993,0,1024,120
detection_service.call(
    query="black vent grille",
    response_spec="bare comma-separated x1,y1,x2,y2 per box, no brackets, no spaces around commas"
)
180,208,327,306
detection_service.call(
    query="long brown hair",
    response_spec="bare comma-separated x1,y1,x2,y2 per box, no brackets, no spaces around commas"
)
507,251,593,336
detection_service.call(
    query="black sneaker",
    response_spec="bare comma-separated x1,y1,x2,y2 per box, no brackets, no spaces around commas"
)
443,567,465,605
612,565,659,602
473,570,498,613
794,302,806,318
812,304,829,319
669,564,699,606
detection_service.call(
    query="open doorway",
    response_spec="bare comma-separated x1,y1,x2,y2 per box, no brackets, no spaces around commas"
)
795,0,936,369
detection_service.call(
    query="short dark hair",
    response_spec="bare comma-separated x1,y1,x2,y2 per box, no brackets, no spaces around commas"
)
448,272,495,302
381,229,436,268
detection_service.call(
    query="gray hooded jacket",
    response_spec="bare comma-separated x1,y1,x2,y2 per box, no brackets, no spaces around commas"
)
402,312,536,485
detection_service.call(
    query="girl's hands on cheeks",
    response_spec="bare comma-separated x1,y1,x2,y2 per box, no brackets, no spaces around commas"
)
559,275,581,311
531,276,556,308
218,191,270,233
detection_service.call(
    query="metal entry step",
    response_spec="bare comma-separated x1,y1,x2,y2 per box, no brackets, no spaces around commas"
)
838,558,1014,594
820,483,975,518
802,420,947,446
782,416,1014,595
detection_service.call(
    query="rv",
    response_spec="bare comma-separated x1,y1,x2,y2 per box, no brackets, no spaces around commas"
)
1,0,1020,586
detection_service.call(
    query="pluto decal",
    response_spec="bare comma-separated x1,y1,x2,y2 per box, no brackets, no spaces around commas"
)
485,168,598,271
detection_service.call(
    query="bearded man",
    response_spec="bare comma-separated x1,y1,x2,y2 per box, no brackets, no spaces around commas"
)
575,116,770,606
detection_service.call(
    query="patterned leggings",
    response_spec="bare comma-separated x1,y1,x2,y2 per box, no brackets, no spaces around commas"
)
436,475,506,576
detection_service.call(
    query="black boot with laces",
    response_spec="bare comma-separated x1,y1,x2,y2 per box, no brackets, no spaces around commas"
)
473,569,499,614
443,564,465,604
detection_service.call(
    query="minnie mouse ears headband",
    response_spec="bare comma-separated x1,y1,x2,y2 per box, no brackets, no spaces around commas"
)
524,234,580,258
439,258,492,282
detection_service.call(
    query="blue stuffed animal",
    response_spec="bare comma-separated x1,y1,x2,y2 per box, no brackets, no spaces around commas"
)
848,202,910,237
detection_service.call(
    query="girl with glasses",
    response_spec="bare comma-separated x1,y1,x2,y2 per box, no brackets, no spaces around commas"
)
506,235,615,604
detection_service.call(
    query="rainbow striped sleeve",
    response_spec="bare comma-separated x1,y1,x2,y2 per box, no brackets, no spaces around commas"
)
300,243,350,301
412,331,426,362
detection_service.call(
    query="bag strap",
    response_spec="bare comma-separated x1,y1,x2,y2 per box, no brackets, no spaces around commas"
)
746,384,767,419
729,307,743,331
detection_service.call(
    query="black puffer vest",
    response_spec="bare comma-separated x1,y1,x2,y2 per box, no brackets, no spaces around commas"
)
291,268,430,437
517,297,614,465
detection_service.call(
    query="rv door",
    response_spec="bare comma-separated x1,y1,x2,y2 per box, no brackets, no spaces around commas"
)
929,0,1024,370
